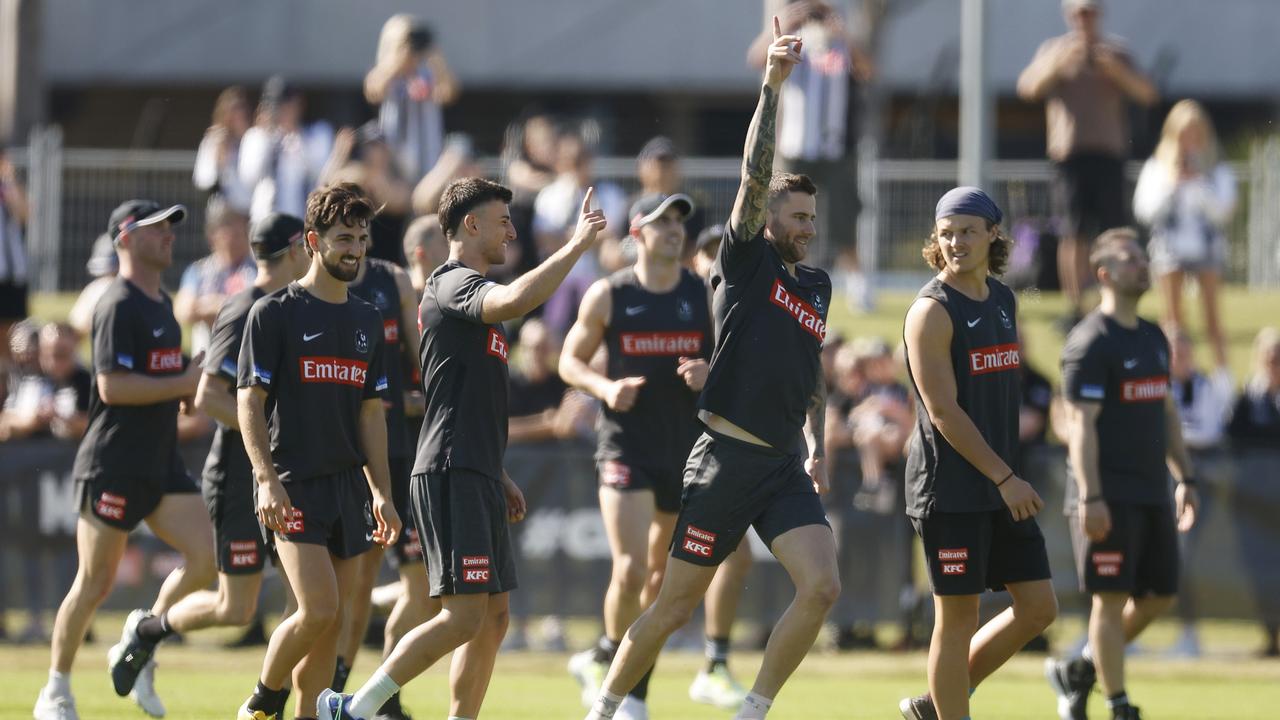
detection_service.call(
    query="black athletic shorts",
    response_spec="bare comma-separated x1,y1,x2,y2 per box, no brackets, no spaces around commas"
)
1069,501,1179,597
671,429,830,567
385,455,425,568
912,509,1052,595
0,281,28,320
598,458,682,514
263,467,375,560
410,469,518,597
77,471,198,532
1052,153,1129,241
203,473,267,575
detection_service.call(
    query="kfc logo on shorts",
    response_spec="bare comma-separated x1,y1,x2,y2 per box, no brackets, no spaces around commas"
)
1121,376,1168,403
601,461,632,488
462,555,491,584
229,540,259,567
968,344,1021,376
283,508,305,534
1092,551,1124,576
96,491,127,521
769,280,826,342
487,328,509,363
300,356,369,387
682,525,717,558
938,547,968,575
147,348,184,373
383,319,400,343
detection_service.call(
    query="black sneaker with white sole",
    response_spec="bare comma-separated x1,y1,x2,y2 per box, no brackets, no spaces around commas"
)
898,693,938,720
107,609,156,697
1112,703,1142,720
1045,656,1096,720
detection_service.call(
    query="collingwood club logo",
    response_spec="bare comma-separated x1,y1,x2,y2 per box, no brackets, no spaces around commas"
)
355,328,369,354
999,306,1012,329
677,298,693,322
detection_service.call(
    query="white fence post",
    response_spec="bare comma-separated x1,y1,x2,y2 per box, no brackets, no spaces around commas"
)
26,124,62,293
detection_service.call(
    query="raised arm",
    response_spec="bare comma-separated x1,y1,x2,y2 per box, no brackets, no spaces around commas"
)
730,16,803,242
904,298,1043,520
480,187,606,324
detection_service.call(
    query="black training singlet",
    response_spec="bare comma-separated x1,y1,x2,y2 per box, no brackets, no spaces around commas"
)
698,224,832,453
350,258,409,460
596,267,712,473
201,285,264,489
904,276,1021,518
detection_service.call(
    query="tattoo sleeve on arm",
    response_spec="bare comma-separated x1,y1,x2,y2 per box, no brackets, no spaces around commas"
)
806,374,827,459
731,84,780,241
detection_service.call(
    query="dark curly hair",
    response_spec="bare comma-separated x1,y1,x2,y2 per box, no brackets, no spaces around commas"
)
439,177,514,238
921,220,1012,276
304,182,376,255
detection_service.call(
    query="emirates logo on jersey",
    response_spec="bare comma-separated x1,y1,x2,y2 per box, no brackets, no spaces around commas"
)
383,318,400,343
147,348,183,373
968,343,1021,376
299,356,369,387
487,328,509,363
619,331,703,356
1121,376,1168,403
769,279,826,342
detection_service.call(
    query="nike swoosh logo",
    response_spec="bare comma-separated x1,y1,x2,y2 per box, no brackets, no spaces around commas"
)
365,532,376,542
966,318,981,328
1124,359,1139,369
303,331,324,342
152,328,165,337
625,306,646,316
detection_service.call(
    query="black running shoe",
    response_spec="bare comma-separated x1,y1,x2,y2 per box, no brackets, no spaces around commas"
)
898,693,938,720
373,691,413,720
107,609,157,697
1045,656,1096,720
1112,704,1142,720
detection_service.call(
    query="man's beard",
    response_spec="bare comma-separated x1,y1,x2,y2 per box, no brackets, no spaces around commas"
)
321,253,359,282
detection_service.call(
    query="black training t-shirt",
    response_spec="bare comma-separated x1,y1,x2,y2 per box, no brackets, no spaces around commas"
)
73,278,188,483
1061,310,1171,506
413,260,508,481
237,282,387,483
904,277,1021,518
201,286,264,489
698,223,831,452
350,258,409,460
597,267,711,472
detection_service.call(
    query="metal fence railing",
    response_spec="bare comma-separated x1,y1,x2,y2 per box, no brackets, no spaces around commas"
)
12,128,1270,293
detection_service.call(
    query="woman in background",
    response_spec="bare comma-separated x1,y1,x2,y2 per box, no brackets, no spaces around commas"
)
193,86,254,215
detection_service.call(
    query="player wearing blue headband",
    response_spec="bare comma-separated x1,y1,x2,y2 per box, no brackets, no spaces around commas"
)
898,187,1058,720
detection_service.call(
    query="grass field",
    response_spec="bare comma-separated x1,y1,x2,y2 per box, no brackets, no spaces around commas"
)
3,613,1278,719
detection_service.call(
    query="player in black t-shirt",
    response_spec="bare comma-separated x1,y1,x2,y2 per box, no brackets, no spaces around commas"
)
35,200,211,720
1046,229,1197,720
103,213,312,713
323,178,605,720
560,193,752,715
334,255,431,720
898,188,1057,720
233,185,401,720
584,21,834,720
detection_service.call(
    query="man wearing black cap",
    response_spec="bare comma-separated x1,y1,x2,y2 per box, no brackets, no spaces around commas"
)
560,194,750,717
105,213,312,711
586,20,835,720
898,187,1058,720
36,200,213,720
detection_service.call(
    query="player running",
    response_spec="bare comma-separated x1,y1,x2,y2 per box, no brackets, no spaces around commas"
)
585,18,839,720
33,200,211,720
897,187,1058,720
1046,228,1197,720
561,193,751,718
334,251,433,720
234,184,401,720
104,213,311,715
320,178,606,720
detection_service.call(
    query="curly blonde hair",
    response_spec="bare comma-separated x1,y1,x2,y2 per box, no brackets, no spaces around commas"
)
921,221,1012,275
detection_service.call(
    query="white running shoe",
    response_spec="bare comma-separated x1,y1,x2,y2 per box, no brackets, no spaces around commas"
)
33,687,79,720
689,665,749,710
129,659,165,717
616,695,649,720
567,649,607,708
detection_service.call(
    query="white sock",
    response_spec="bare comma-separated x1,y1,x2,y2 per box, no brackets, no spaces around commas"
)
1081,644,1095,664
587,689,625,719
47,670,71,696
734,691,773,720
349,669,401,719
447,717,473,720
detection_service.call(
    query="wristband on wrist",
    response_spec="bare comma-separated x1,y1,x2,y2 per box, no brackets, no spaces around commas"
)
1178,477,1198,487
1082,495,1105,504
995,471,1013,487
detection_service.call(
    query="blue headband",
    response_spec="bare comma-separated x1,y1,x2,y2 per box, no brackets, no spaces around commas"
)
935,186,1003,225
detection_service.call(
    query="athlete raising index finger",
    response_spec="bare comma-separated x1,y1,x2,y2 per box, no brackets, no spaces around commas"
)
586,16,840,720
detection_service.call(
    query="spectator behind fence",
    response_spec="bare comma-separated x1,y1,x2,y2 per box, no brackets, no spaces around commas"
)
501,112,561,278
1017,328,1054,478
0,147,30,374
365,15,460,183
239,76,333,223
193,86,254,215
1227,327,1280,658
0,319,39,433
324,123,414,265
403,214,448,297
173,199,256,353
690,224,723,280
508,317,594,444
1017,0,1157,330
68,234,119,340
1134,100,1237,368
634,136,708,261
1,322,91,443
